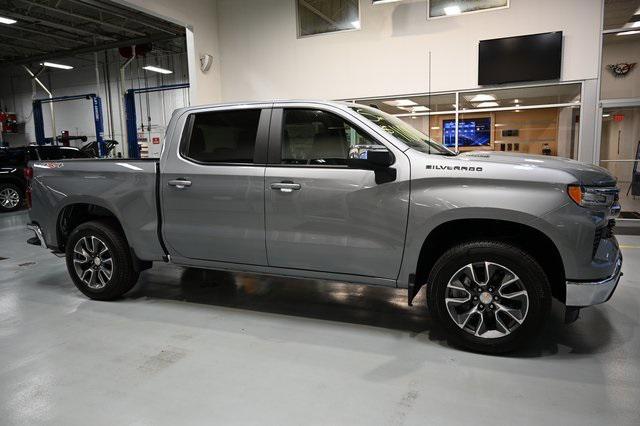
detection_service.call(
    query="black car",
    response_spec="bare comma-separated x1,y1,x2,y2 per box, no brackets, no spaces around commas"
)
0,145,90,212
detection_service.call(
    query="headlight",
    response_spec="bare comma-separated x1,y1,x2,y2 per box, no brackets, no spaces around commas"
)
568,185,618,208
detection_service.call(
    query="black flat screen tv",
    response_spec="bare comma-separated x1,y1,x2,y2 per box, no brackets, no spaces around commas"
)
443,118,491,148
478,32,562,85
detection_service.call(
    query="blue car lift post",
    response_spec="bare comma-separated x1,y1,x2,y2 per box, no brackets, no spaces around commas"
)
33,94,106,157
124,83,190,159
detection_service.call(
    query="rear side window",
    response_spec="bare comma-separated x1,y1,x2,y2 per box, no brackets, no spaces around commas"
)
184,109,261,163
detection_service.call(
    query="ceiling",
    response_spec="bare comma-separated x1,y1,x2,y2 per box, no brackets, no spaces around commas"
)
0,0,185,66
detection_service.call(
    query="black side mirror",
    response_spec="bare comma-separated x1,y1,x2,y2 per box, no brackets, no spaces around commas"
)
347,147,396,184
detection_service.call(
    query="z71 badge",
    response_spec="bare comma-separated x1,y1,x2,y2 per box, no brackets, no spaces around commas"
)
426,164,483,172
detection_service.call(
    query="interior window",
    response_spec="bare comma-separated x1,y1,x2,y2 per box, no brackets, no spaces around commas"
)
185,109,261,163
281,109,381,165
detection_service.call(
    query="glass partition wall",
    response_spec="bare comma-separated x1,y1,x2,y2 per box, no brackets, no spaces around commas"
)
598,1,640,223
350,82,582,158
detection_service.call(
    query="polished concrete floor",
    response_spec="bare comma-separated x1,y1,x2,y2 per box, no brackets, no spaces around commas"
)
1,211,639,425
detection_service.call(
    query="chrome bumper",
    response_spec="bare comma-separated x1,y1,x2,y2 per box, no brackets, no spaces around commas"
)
566,256,623,307
27,223,47,248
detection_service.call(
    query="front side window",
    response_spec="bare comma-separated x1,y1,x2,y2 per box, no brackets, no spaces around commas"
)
282,109,382,166
184,109,261,163
350,105,455,156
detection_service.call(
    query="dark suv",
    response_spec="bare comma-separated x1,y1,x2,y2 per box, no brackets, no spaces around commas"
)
0,145,89,212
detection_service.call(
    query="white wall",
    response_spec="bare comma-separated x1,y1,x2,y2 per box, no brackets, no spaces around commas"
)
216,0,602,101
118,0,222,105
601,37,640,100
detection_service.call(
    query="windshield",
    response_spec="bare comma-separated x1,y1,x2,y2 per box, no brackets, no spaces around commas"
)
350,105,456,156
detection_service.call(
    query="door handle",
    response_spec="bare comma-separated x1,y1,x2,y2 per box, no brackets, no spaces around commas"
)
168,179,192,189
270,182,301,193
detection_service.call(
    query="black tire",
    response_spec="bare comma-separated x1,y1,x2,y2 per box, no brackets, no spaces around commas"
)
65,220,139,301
426,241,551,354
0,182,23,212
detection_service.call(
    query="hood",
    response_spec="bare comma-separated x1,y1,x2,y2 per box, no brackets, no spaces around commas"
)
456,151,617,187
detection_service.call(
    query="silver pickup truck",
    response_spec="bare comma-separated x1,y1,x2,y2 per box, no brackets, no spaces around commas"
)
26,100,622,353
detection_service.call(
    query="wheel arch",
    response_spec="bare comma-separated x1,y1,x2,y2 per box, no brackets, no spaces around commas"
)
413,218,566,304
56,202,151,272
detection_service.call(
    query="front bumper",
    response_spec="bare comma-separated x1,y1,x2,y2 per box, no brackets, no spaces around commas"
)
565,255,623,307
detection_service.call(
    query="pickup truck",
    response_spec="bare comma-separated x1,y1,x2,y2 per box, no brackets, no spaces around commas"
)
26,101,623,353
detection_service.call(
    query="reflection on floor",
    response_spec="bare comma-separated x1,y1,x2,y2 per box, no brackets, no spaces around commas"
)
1,211,639,425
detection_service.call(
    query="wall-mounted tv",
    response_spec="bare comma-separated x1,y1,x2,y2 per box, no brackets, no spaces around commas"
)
443,118,492,147
478,31,562,85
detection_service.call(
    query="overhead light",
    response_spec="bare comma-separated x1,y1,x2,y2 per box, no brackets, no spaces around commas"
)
351,20,361,29
469,94,496,102
143,65,173,74
399,105,431,112
617,30,640,36
515,109,520,113
0,16,17,24
603,114,611,117
513,99,520,103
476,101,499,107
430,126,440,130
494,123,505,127
41,61,73,70
629,21,640,28
383,99,417,107
444,5,462,16
372,0,403,4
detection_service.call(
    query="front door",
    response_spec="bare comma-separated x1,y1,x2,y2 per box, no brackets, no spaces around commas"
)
162,106,271,265
265,107,410,279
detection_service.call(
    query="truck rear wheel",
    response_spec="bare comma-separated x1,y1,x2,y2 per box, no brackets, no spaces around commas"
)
65,220,139,301
426,241,551,354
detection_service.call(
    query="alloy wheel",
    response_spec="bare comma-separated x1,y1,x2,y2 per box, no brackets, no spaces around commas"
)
0,187,20,209
73,236,114,289
445,261,529,339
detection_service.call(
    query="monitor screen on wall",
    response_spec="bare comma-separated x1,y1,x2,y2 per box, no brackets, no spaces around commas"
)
478,32,563,85
443,118,492,147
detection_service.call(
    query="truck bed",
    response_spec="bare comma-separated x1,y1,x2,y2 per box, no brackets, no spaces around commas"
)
28,158,166,261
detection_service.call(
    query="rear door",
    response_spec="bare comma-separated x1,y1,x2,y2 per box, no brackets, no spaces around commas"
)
161,106,271,265
264,105,410,280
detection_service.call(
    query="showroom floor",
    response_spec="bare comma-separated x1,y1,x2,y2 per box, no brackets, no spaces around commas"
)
1,211,639,425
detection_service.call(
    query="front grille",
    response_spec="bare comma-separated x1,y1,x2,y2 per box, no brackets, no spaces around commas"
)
593,227,603,258
592,219,616,258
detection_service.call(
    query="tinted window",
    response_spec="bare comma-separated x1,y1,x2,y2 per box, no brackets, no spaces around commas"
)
0,148,26,167
185,109,261,163
282,109,381,166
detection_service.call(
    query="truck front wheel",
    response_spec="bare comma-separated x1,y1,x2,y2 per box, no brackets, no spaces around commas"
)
426,241,551,354
65,220,140,301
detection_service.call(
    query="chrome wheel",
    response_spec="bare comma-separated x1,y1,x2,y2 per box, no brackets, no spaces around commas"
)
445,262,529,339
72,236,113,290
0,187,20,209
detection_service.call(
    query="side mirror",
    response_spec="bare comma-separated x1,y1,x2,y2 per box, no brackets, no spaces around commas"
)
347,146,396,184
347,146,394,170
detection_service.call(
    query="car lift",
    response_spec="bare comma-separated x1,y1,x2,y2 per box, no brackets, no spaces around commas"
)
33,94,106,157
124,83,190,159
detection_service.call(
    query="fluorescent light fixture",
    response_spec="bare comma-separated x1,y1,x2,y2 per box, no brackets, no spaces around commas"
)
494,123,505,127
372,0,403,4
469,94,496,102
351,20,361,29
476,101,499,107
513,99,520,103
602,114,611,117
630,21,640,28
142,65,173,74
444,5,462,15
41,61,73,70
383,99,417,107
399,105,431,113
430,126,440,130
617,30,640,36
0,16,17,24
